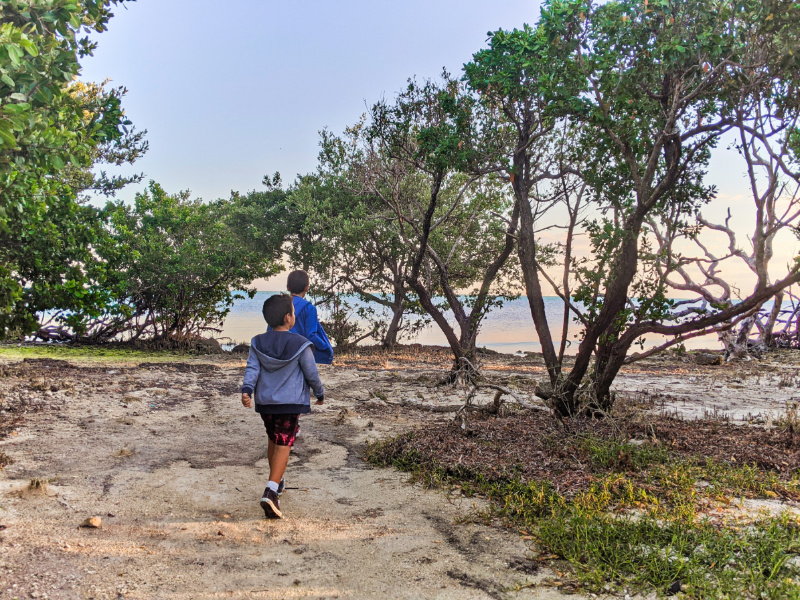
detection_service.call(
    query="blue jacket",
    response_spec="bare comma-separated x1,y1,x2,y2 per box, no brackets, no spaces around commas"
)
289,295,334,364
241,331,324,413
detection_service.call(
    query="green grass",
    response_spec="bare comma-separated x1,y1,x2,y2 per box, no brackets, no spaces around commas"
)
580,435,672,471
538,511,800,598
702,458,800,499
366,433,800,598
0,343,190,362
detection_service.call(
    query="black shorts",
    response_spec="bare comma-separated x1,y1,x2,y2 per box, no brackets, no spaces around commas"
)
260,413,300,447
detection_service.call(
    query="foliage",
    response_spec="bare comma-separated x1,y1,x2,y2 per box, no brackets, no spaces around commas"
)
312,290,377,349
230,172,317,272
0,0,130,185
58,80,148,198
0,0,143,337
538,511,800,598
304,77,521,368
458,0,800,413
55,182,282,342
289,145,432,347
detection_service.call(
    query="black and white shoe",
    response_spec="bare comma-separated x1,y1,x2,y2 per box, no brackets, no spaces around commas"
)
277,477,285,495
260,487,282,519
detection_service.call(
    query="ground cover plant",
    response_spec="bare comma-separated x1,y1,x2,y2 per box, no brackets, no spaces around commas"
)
366,407,800,598
0,343,185,362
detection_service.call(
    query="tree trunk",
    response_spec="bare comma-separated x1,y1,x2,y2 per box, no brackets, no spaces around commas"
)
382,302,404,348
513,172,561,384
458,323,479,368
721,315,757,359
405,277,482,381
592,333,636,411
760,292,783,348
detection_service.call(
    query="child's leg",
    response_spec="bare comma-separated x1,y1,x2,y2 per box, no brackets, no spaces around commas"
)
262,415,299,484
268,444,291,484
267,438,276,469
259,415,299,518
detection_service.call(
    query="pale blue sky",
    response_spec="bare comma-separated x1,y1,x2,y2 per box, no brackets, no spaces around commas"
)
79,0,752,205
79,1,798,291
80,0,542,201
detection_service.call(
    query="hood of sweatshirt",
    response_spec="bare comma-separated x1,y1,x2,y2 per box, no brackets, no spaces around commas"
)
249,331,312,373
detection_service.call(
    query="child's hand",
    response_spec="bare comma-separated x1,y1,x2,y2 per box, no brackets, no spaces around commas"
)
314,396,324,405
241,393,252,408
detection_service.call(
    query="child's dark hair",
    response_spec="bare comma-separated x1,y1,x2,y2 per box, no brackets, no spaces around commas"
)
262,294,294,328
287,269,310,294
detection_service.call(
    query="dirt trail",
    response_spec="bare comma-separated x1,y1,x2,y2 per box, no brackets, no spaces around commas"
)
0,356,569,600
3,349,797,599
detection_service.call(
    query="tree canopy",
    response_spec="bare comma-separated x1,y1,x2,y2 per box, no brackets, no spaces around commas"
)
282,0,800,410
0,0,145,336
7,0,800,400
43,182,282,343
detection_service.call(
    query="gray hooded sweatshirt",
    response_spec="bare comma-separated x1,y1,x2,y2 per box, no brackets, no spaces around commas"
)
241,331,325,414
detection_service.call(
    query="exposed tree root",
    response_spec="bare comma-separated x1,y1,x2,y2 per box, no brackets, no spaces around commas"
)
392,399,466,413
453,382,552,430
436,356,483,387
391,382,551,425
533,379,617,419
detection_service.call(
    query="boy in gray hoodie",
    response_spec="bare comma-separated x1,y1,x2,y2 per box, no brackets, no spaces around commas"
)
241,294,325,518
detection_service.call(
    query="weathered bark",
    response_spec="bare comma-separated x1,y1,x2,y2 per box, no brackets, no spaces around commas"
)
513,158,561,385
403,173,520,382
559,222,645,414
760,291,784,345
593,336,636,409
405,277,478,378
720,316,758,359
382,303,404,348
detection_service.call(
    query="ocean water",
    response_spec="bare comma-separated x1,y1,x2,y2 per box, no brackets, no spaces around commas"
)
219,292,722,355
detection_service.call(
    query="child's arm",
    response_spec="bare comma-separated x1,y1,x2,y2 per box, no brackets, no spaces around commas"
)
298,304,334,364
298,346,325,403
240,344,260,408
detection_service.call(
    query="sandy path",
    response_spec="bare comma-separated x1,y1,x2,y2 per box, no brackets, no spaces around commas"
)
4,349,794,599
0,357,570,600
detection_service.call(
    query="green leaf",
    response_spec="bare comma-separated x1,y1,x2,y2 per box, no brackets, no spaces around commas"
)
3,103,29,114
18,38,38,57
0,121,17,147
5,44,23,67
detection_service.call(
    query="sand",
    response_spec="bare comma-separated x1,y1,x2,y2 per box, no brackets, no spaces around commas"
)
1,349,798,599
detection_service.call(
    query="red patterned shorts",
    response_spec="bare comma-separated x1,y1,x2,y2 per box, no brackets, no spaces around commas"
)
260,414,300,447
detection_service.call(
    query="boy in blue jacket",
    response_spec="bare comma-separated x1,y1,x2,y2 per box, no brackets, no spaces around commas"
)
286,270,334,364
241,294,324,519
